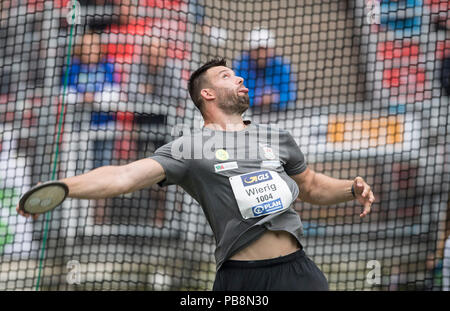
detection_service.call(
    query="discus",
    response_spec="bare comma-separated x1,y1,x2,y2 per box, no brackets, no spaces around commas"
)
18,181,69,214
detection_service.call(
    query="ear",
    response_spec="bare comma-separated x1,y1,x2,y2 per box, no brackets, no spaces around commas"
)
200,88,216,101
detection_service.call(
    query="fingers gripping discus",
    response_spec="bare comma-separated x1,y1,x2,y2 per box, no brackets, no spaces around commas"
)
19,181,69,214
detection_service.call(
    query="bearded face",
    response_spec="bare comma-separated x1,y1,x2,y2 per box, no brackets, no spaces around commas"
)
216,86,250,115
201,66,250,116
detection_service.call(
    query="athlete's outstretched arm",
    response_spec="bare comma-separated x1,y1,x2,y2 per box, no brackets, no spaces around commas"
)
290,167,375,218
17,158,166,219
62,158,165,199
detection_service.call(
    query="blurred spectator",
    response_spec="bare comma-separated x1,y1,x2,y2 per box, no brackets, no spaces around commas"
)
112,0,187,112
64,31,121,168
65,31,121,106
108,2,185,148
62,31,121,222
126,37,185,107
101,0,189,226
128,43,187,228
233,27,297,113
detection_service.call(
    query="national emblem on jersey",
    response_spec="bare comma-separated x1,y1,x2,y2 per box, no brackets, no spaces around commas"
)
260,144,276,160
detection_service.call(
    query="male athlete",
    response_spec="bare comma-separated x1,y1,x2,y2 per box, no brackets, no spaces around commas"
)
17,58,375,291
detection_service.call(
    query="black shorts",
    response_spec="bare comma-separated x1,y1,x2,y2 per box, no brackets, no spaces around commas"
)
213,249,329,291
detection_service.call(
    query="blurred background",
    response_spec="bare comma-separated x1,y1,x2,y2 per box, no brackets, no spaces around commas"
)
0,0,449,291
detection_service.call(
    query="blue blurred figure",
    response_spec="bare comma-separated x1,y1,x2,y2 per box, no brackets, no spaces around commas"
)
63,32,121,168
233,28,297,113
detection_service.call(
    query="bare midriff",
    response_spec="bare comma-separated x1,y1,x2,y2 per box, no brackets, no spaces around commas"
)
229,230,300,261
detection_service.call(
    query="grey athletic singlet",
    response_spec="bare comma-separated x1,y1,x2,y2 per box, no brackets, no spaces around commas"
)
150,120,307,270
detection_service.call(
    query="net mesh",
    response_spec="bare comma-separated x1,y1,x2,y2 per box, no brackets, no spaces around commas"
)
1,0,449,291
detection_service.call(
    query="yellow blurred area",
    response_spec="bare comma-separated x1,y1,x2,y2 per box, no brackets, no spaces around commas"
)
327,115,404,147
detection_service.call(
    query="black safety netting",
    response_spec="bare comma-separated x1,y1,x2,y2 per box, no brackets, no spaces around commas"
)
0,0,449,291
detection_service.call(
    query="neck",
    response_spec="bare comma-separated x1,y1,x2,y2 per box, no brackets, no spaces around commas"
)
203,109,247,131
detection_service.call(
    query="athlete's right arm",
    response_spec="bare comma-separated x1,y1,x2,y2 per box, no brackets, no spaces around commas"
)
62,158,165,199
17,158,166,219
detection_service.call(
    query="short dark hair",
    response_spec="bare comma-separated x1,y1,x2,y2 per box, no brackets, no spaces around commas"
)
188,57,227,113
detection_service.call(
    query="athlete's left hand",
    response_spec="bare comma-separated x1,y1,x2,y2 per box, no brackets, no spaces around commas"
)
353,177,375,218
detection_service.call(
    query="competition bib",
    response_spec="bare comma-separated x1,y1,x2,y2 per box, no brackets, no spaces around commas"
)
229,170,293,219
